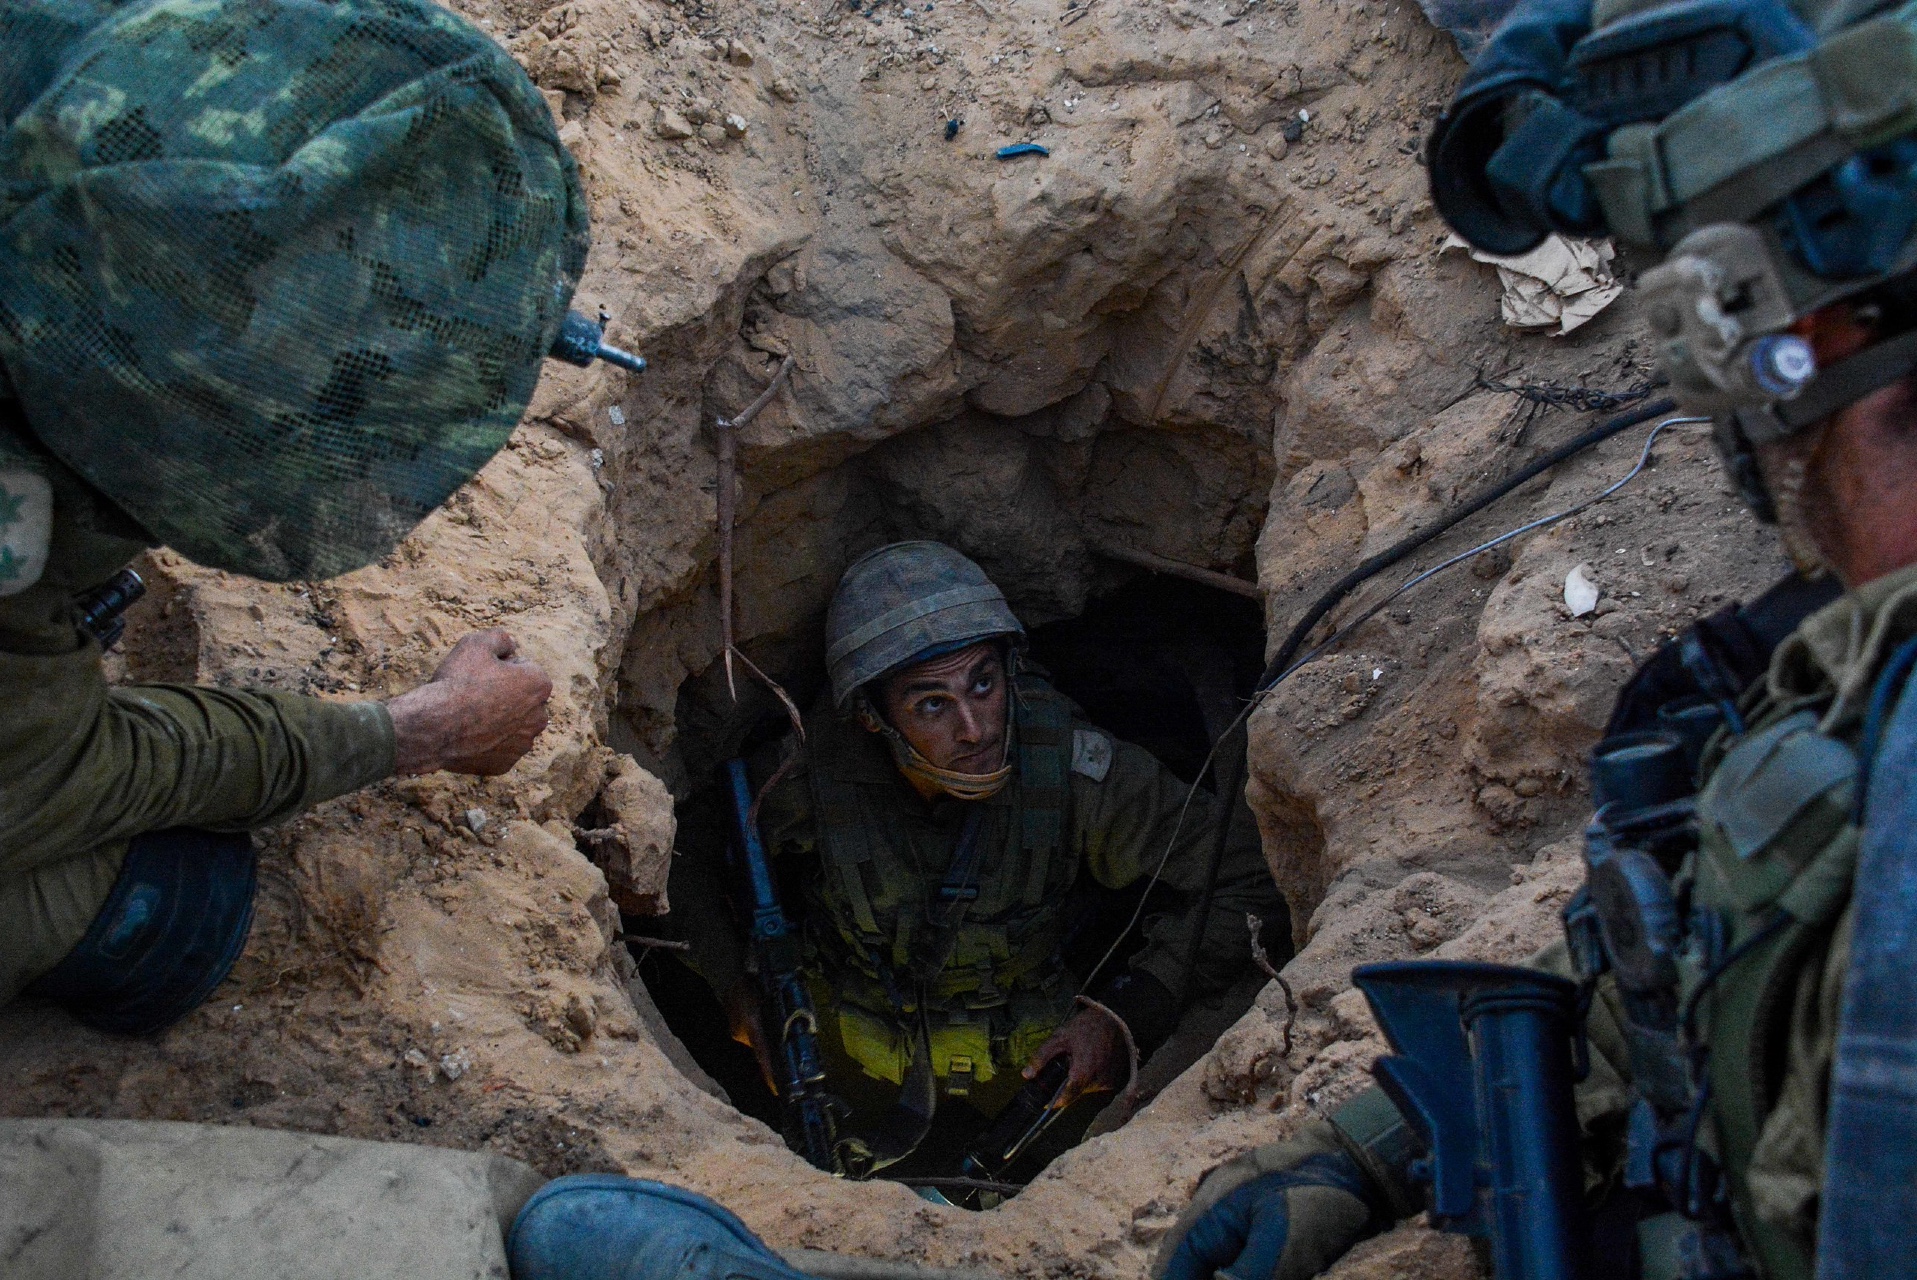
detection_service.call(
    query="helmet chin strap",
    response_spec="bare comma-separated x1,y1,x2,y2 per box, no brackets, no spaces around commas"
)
1753,430,1840,579
854,696,1013,802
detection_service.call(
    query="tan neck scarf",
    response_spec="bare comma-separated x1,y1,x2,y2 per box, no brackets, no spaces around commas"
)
858,700,1013,801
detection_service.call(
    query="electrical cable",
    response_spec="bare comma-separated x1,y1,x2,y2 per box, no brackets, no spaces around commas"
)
1075,401,1698,1004
1264,414,1712,691
1262,396,1675,689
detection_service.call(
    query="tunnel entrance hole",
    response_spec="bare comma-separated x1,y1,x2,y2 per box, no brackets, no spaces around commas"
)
625,571,1283,1200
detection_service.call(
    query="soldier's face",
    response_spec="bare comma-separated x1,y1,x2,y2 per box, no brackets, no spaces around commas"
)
1758,373,1917,587
878,642,1009,774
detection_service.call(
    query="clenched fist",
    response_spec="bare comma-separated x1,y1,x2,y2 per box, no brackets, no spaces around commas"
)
386,629,553,776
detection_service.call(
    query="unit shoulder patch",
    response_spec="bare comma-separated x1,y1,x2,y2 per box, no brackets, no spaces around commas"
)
0,470,52,597
1070,728,1114,782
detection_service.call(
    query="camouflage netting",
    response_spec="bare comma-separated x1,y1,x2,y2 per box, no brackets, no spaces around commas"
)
0,0,590,580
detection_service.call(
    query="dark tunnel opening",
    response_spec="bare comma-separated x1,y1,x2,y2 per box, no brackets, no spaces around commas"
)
626,571,1286,1199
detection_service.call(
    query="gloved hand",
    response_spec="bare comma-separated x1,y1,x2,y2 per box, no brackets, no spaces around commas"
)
1154,1137,1388,1280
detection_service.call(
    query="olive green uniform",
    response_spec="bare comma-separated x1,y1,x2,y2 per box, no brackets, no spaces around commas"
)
1563,559,1917,1277
1177,564,1917,1280
0,416,395,1004
672,672,1279,1115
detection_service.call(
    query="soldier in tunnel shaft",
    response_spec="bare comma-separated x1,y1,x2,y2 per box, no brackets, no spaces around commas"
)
671,540,1286,1172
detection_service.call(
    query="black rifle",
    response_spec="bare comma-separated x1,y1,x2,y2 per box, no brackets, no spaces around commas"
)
1354,961,1590,1280
723,758,840,1173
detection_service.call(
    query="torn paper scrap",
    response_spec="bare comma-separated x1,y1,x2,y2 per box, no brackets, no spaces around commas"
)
1564,563,1600,617
1443,233,1625,336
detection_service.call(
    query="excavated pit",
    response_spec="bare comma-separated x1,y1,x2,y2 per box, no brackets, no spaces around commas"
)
631,567,1281,1191
0,0,1802,1271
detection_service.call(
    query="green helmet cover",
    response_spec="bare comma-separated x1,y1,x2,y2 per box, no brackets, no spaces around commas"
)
825,541,1025,709
0,0,589,580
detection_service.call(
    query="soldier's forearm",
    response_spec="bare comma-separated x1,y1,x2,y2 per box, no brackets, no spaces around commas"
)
0,640,393,876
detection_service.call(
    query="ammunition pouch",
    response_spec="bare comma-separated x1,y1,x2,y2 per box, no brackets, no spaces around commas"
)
25,827,258,1036
817,981,1068,1092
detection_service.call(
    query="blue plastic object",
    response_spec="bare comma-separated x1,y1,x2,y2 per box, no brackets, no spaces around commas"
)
551,308,649,374
995,143,1049,159
509,1175,817,1280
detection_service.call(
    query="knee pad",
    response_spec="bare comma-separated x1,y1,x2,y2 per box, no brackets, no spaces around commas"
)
25,827,257,1035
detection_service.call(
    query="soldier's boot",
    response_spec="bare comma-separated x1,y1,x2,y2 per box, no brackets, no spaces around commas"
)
509,1175,816,1280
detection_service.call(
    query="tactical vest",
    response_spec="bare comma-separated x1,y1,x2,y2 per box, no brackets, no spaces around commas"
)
1685,693,1857,1280
1569,576,1917,1280
801,675,1083,1089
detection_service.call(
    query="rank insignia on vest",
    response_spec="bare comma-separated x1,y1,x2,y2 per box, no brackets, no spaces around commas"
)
1071,728,1113,781
0,470,51,597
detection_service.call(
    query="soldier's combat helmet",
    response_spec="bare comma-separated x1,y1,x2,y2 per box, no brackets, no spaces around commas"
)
0,0,591,580
825,541,1025,710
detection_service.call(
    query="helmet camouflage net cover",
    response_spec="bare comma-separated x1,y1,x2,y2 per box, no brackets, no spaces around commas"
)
825,541,1025,710
0,0,589,580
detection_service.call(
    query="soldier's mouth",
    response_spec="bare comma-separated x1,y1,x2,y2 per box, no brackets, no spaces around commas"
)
947,743,1004,771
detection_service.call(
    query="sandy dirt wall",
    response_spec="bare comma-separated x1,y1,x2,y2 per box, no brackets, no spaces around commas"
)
0,0,1792,1274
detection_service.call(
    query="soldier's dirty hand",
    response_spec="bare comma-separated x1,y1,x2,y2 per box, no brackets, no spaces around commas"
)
1025,1006,1127,1104
387,630,553,776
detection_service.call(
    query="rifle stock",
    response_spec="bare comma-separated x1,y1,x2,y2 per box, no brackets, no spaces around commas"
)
724,758,840,1173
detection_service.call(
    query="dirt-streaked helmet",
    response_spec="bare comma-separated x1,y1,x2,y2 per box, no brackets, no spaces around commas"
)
825,542,1025,709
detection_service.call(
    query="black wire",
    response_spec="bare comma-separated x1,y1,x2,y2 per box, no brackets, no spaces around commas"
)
1173,396,1679,1007
1260,396,1677,692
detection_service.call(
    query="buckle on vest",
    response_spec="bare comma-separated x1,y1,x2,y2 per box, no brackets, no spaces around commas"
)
946,1056,974,1097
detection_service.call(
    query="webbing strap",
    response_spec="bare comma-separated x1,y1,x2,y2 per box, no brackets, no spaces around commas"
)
1015,683,1070,907
812,784,883,940
1815,653,1917,1278
1587,0,1917,237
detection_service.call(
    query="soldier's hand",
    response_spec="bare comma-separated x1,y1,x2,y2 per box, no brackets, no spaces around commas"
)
1024,1007,1127,1105
387,630,553,776
1155,1146,1384,1280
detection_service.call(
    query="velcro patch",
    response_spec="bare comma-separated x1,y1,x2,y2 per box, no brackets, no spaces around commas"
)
1071,728,1113,782
0,470,52,597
